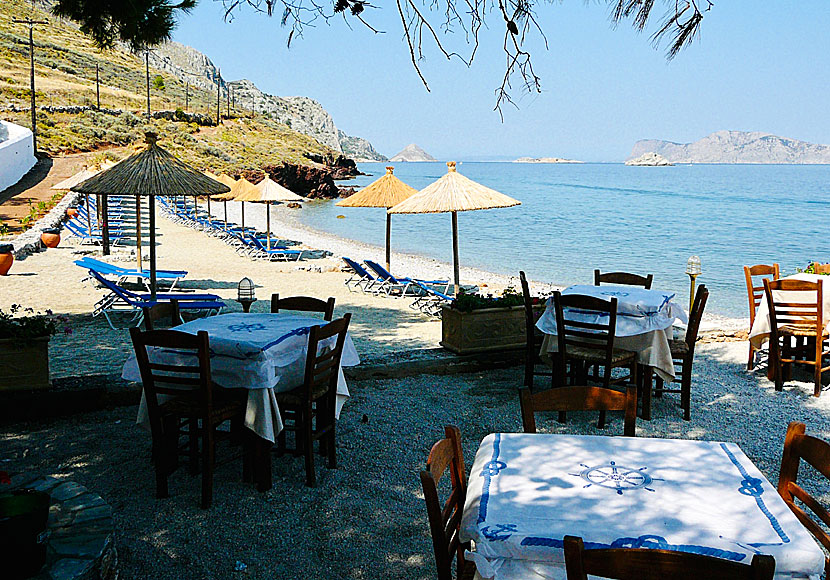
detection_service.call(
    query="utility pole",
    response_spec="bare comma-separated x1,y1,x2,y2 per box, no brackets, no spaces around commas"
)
216,69,221,125
185,81,189,112
95,63,100,109
226,85,230,118
145,50,151,118
13,17,48,154
231,88,235,111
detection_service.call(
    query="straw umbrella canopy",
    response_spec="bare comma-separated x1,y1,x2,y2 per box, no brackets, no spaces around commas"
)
70,132,230,299
214,177,259,232
211,173,238,225
336,166,417,270
388,161,521,291
234,177,306,250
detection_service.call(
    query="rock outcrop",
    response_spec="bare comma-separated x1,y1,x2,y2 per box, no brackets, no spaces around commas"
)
629,130,830,164
390,144,437,162
338,130,387,162
625,152,673,166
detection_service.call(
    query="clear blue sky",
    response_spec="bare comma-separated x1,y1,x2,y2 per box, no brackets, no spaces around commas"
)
172,2,830,161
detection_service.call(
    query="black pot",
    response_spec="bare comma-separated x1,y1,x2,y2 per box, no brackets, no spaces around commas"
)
41,228,60,235
0,244,13,254
0,489,50,579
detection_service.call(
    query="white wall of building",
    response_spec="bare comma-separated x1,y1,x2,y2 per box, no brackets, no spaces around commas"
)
0,120,37,193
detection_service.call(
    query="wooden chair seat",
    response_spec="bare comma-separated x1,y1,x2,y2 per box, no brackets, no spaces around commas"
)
668,339,689,356
567,345,636,366
275,382,329,406
778,324,828,338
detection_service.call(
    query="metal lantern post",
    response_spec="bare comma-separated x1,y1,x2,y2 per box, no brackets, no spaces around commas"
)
686,255,702,312
237,277,257,313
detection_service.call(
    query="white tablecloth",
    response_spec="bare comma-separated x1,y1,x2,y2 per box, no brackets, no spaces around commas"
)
123,313,360,443
749,273,830,349
536,285,687,381
460,433,824,580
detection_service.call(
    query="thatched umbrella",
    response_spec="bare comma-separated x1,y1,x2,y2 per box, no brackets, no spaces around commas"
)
388,161,521,291
70,132,230,299
214,177,259,231
336,166,417,270
234,177,306,250
211,174,237,226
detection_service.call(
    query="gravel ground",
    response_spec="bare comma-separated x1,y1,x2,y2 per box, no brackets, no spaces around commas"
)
2,341,830,579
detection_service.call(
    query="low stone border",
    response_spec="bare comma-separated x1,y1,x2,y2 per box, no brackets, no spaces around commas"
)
10,191,83,259
10,475,118,580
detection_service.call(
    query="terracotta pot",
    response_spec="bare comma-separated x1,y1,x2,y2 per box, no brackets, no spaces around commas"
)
0,244,13,276
40,229,60,249
66,207,78,218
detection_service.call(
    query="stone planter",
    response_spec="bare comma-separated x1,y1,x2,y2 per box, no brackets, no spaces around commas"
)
441,304,532,354
0,336,51,391
40,228,61,248
0,243,13,275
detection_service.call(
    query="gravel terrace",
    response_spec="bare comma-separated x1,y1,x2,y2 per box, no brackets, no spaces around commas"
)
2,341,830,579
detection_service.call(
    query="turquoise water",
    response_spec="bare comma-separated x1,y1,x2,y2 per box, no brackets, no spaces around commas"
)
295,162,830,318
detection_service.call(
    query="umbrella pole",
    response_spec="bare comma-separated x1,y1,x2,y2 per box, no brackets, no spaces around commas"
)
207,196,211,226
149,196,157,300
101,195,110,256
241,201,245,232
451,211,461,294
223,201,228,229
135,196,143,270
266,202,271,251
385,213,392,271
85,194,92,232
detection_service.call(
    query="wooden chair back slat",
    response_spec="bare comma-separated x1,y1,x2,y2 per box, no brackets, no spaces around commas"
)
142,300,182,331
563,535,775,580
764,279,823,334
519,386,637,436
744,264,780,324
420,426,471,580
271,293,335,321
684,285,709,356
554,292,618,386
300,314,351,403
778,421,830,573
594,269,653,289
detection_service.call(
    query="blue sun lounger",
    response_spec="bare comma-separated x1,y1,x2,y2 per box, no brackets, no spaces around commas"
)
74,257,187,290
409,280,454,317
363,260,451,297
64,220,126,246
342,257,381,293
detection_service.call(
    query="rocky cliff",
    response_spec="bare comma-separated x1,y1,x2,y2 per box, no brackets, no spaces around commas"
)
390,144,437,162
150,43,385,160
629,130,830,164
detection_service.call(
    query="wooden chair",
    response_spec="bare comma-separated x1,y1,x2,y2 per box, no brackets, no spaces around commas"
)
520,271,552,387
744,264,780,370
563,535,775,580
553,291,637,427
647,284,709,421
594,269,653,289
419,425,476,580
764,279,829,396
271,293,335,321
142,299,182,331
519,385,637,436
275,313,351,486
129,327,248,509
812,263,830,275
778,421,830,574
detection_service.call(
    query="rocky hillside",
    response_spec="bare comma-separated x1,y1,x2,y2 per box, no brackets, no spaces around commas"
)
390,144,437,162
629,130,830,164
152,44,385,161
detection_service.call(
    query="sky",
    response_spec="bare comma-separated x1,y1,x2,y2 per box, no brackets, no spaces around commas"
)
171,1,830,162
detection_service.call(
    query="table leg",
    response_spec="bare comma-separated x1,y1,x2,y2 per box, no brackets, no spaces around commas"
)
253,434,273,492
641,365,653,421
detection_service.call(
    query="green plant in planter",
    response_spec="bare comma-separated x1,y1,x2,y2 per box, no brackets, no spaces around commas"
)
797,262,830,275
0,305,70,341
451,285,525,312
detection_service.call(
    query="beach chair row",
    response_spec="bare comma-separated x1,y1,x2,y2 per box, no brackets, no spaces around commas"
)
341,257,453,317
157,196,332,262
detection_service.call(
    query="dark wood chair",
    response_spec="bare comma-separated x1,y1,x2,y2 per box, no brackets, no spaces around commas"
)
812,263,830,275
419,425,476,580
646,284,709,421
553,291,637,427
129,327,248,509
275,313,351,486
778,421,830,575
744,264,780,370
142,299,182,331
764,279,829,396
563,535,775,580
271,293,335,321
519,385,637,436
520,271,552,387
594,269,653,289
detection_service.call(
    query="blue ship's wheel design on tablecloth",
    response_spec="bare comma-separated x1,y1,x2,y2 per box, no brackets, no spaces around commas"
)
228,322,267,333
570,461,662,495
599,290,630,297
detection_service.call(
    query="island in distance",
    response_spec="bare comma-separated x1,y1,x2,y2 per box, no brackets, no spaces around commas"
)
389,144,437,162
514,157,583,163
625,152,673,166
629,130,830,164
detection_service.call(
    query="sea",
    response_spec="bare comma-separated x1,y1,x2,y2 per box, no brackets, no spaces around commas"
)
289,161,830,319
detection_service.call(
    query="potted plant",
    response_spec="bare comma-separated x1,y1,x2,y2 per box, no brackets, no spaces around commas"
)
40,228,61,249
0,244,13,276
440,286,545,354
0,305,69,391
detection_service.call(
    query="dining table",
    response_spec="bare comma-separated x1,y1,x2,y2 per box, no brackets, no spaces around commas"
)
460,432,825,580
122,312,360,489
